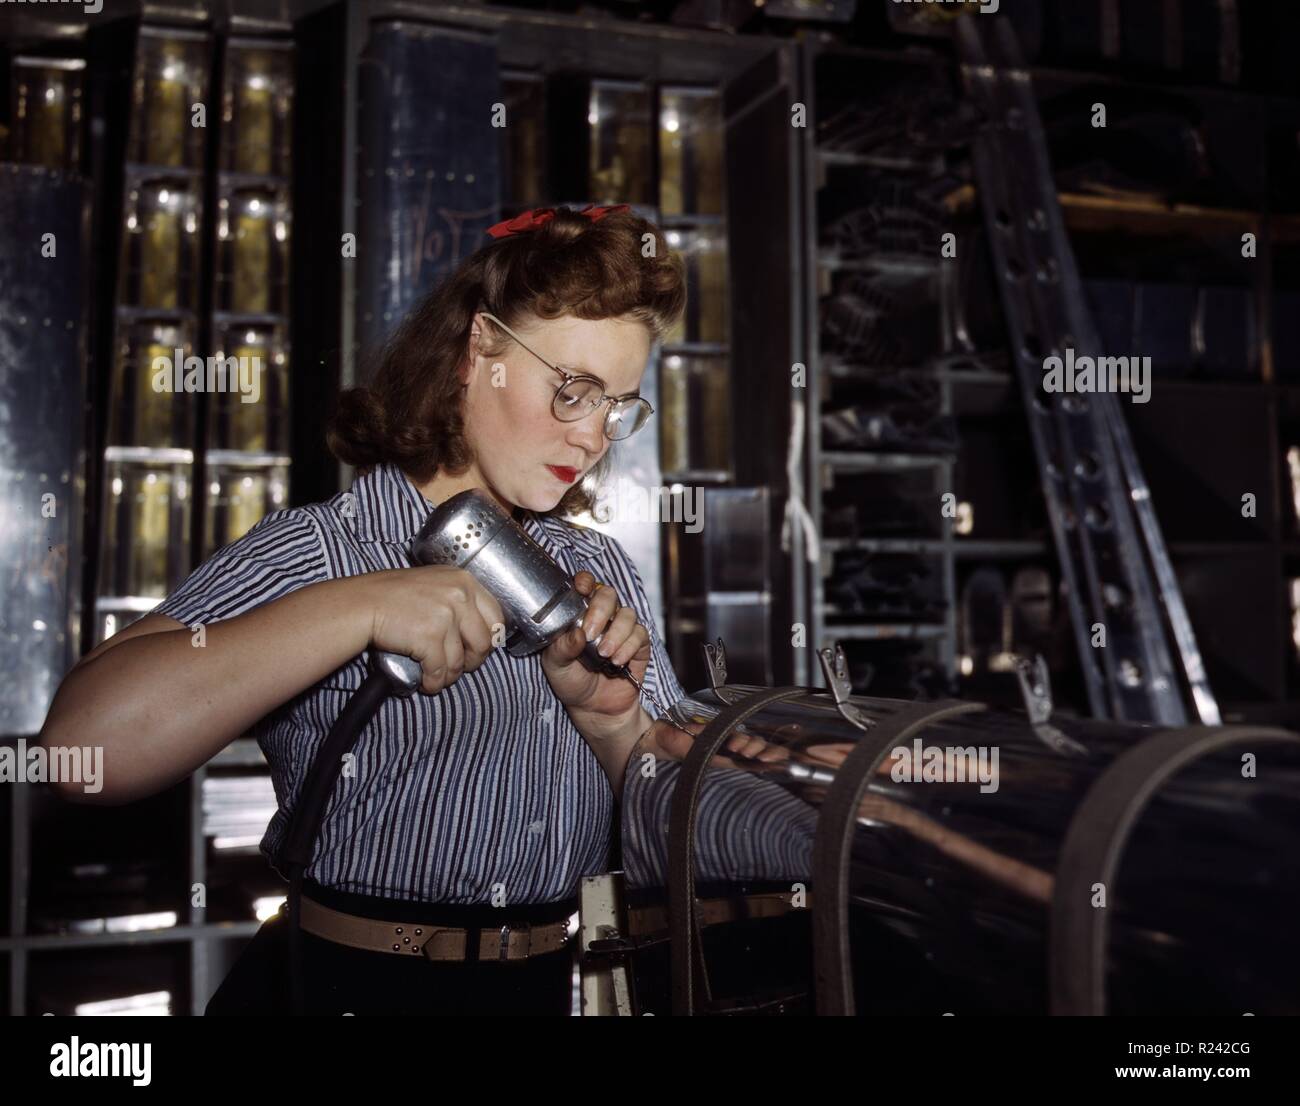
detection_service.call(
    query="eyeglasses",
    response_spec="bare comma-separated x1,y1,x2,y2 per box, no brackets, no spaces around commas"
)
479,310,654,441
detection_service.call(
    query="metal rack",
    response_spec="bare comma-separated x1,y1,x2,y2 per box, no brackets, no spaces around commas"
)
780,23,1289,727
794,37,960,694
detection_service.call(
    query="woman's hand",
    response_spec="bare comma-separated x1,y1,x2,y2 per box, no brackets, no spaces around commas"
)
362,565,505,695
638,716,790,769
541,570,651,728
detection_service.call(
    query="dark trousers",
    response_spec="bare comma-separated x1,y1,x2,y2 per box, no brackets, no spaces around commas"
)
206,880,576,1015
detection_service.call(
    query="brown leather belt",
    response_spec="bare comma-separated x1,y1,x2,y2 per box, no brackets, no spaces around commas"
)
297,894,572,962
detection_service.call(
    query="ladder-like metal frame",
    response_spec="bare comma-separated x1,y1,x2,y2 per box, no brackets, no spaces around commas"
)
954,17,1219,725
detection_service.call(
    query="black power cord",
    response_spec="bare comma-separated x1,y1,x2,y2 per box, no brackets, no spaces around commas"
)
275,669,393,1015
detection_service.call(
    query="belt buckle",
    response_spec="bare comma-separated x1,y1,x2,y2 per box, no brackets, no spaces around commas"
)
496,922,531,962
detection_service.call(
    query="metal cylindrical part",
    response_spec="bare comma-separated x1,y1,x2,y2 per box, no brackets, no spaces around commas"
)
620,685,1300,1015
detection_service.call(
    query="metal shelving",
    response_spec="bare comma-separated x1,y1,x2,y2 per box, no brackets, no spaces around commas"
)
796,37,959,693
794,19,1300,723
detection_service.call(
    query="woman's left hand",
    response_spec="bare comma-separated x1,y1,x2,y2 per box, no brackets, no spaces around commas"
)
541,570,651,727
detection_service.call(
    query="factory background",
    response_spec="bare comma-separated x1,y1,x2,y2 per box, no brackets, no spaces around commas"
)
1,0,1299,1017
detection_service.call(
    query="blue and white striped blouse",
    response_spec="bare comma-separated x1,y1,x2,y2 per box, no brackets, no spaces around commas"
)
153,461,688,905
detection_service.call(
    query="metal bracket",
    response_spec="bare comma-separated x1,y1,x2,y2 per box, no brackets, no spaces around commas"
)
578,874,635,1016
1014,653,1087,757
585,930,670,957
701,637,746,707
1014,653,1053,724
703,637,727,690
816,642,877,733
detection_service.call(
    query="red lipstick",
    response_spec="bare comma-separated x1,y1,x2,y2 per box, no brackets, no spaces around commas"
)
546,465,579,483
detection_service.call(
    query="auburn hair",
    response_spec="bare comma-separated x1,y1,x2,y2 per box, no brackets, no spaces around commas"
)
327,206,687,517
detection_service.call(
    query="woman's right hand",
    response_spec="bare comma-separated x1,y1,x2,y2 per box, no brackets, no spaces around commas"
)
361,566,505,694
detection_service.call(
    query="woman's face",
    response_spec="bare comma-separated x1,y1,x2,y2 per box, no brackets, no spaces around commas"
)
460,311,652,513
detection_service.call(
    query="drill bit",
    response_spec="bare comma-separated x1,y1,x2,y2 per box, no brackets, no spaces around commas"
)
609,661,694,735
585,629,694,736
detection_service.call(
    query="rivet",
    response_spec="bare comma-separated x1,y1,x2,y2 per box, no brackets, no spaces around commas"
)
415,928,422,936
403,937,410,944
392,943,400,951
395,927,403,934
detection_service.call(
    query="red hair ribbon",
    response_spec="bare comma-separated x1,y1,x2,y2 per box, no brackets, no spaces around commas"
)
486,203,630,239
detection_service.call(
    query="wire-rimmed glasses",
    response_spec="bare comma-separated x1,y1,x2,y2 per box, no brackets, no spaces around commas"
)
479,310,654,441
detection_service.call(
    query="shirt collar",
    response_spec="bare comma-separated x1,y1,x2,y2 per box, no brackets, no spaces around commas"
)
344,462,606,560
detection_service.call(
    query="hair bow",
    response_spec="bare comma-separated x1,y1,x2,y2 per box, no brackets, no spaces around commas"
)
486,203,631,239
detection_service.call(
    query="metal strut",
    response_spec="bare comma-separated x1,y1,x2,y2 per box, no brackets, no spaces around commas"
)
952,16,1219,725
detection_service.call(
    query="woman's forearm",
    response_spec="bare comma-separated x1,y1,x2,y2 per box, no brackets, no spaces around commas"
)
569,704,655,802
39,575,376,805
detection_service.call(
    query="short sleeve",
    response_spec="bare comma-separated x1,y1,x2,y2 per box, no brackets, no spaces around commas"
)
577,532,689,721
151,508,331,627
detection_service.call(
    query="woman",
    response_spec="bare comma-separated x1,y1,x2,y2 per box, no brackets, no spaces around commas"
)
38,203,693,1014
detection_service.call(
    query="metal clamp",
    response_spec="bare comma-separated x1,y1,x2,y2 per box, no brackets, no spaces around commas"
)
585,929,669,957
817,642,877,734
704,637,727,689
1014,654,1087,757
701,637,746,706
